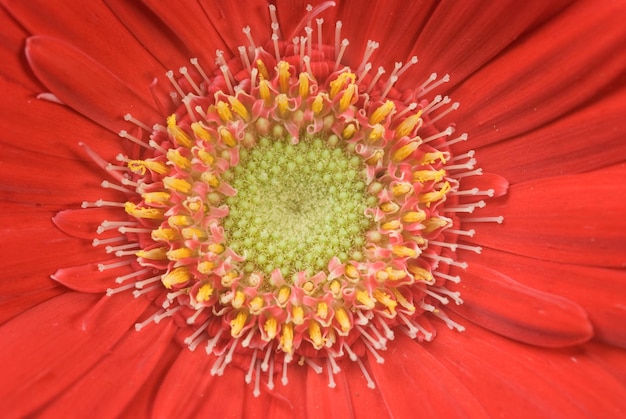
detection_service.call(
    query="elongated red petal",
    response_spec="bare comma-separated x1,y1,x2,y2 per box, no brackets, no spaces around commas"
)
41,319,176,418
0,292,151,417
369,333,489,418
448,262,593,347
2,0,167,98
461,247,626,348
476,87,626,184
467,164,626,268
25,36,161,133
430,321,626,417
451,0,626,149
152,347,221,418
306,359,355,419
407,0,571,90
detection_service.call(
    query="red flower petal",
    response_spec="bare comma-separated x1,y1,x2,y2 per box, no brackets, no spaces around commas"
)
407,0,571,90
103,0,193,70
0,291,151,417
198,0,271,57
40,319,176,418
0,287,64,326
448,262,593,347
475,87,626,184
306,359,354,418
345,358,391,419
369,333,489,417
451,0,626,149
0,7,42,91
2,0,167,98
25,36,161,133
431,322,626,416
467,164,626,268
140,0,228,65
461,247,626,348
194,367,246,416
152,347,221,417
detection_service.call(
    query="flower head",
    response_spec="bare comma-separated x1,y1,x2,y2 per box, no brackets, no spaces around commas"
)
1,0,625,417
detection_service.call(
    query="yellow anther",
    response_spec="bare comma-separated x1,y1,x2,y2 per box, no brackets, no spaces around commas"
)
142,191,171,205
249,296,264,313
374,289,397,315
136,247,168,260
329,72,356,99
163,177,192,194
308,321,324,349
151,227,177,241
276,93,290,117
196,149,215,166
365,149,384,165
124,202,164,220
181,227,207,240
230,311,248,337
184,199,203,212
197,260,215,275
161,267,190,289
259,79,272,106
191,122,212,142
278,61,291,93
420,151,448,165
277,285,291,306
200,172,220,188
329,279,342,296
342,123,356,140
312,93,325,115
167,114,193,148
196,283,214,302
256,59,270,80
392,245,418,258
419,181,451,206
232,289,246,309
407,264,434,283
369,100,395,125
128,160,168,176
221,271,237,287
303,281,315,293
413,169,446,183
208,243,225,254
395,111,423,139
298,72,310,99
264,317,278,340
281,323,294,353
216,101,233,122
345,264,359,280
392,138,422,162
367,124,385,143
401,210,427,223
380,201,400,214
168,214,193,227
219,127,237,147
166,149,192,170
356,290,376,309
292,306,304,325
392,289,416,312
422,216,451,233
334,307,351,333
339,83,356,112
381,219,401,231
391,182,412,196
167,247,195,260
386,267,408,281
228,96,249,120
317,302,329,320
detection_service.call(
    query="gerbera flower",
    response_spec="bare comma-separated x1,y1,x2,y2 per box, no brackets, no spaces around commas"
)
1,0,625,417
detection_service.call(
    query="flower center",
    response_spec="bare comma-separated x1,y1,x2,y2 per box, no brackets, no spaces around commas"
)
75,4,496,393
224,135,371,277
